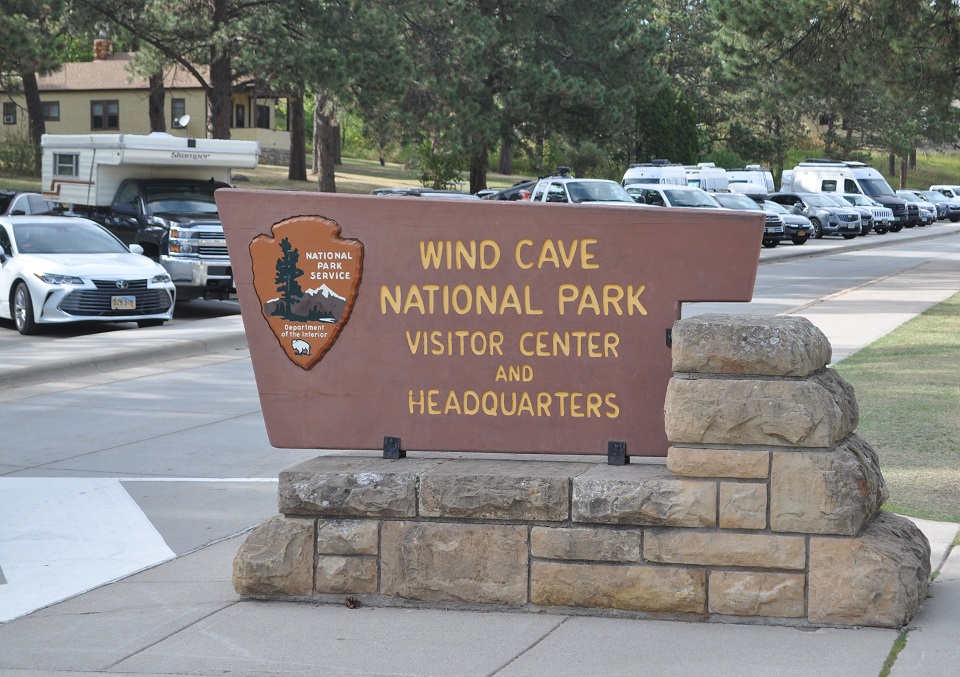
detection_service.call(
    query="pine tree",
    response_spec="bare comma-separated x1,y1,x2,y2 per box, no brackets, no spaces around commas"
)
274,238,303,319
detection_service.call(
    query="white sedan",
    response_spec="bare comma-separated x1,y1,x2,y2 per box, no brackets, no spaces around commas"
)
0,216,176,335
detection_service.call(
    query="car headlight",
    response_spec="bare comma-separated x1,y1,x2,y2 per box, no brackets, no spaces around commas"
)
36,273,84,285
151,273,172,284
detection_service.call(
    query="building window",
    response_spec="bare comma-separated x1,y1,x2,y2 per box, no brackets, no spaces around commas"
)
41,101,60,121
234,104,245,128
2,103,15,125
171,98,186,127
91,100,119,130
54,153,79,177
256,104,270,129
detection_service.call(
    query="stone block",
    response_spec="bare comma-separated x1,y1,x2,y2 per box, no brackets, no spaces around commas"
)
719,482,767,530
531,526,642,562
645,530,805,569
531,561,706,613
316,519,379,555
709,571,805,617
380,521,528,605
664,371,856,448
315,556,378,594
233,515,314,596
770,434,887,535
278,456,438,517
419,460,573,521
672,314,831,377
572,464,716,527
667,446,769,479
809,512,931,627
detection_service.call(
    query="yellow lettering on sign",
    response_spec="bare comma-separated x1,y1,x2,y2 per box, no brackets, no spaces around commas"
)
419,240,501,270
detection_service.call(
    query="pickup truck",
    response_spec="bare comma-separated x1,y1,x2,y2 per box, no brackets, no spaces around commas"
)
84,178,236,301
41,133,259,302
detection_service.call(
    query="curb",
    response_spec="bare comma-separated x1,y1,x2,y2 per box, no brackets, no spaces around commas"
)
759,223,960,264
0,326,248,391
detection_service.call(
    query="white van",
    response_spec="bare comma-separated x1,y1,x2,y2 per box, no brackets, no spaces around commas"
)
621,161,687,187
782,160,908,230
727,165,775,193
685,162,729,191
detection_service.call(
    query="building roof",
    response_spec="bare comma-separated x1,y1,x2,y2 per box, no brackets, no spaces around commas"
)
37,53,206,92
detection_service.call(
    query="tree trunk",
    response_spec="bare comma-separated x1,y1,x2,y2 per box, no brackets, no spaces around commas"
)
148,72,166,132
21,72,45,174
888,153,896,177
899,156,908,189
314,90,337,193
822,115,834,156
287,90,306,181
909,148,916,169
469,148,487,194
312,100,320,174
332,119,341,165
497,133,513,175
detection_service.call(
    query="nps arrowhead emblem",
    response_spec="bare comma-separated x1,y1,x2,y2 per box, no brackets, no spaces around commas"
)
249,215,363,369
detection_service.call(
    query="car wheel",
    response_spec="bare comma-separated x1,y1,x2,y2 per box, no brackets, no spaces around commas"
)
891,224,903,232
809,218,823,239
791,236,808,245
874,227,889,235
13,282,39,335
762,240,778,248
137,319,166,328
950,218,959,223
842,234,857,240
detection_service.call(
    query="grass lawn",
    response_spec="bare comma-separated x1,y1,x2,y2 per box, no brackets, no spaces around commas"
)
835,292,960,522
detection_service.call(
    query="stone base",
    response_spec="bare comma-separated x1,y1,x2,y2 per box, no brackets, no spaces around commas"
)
234,454,930,628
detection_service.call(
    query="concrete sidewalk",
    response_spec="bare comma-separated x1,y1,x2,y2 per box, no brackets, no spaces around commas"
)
0,224,958,675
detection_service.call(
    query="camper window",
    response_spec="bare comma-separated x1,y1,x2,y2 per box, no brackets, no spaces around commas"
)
821,180,837,191
53,153,79,177
844,179,860,193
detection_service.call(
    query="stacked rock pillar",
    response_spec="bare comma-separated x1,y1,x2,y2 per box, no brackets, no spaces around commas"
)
665,314,930,625
233,314,932,628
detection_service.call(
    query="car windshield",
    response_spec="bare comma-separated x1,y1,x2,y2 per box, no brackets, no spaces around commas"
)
713,194,760,210
759,200,788,214
566,181,634,203
144,183,221,214
843,194,872,206
920,191,947,203
803,194,842,208
13,221,129,254
663,188,719,208
897,191,920,203
820,194,851,206
858,178,896,197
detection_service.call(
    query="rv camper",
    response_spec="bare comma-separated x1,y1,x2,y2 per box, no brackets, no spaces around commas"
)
781,159,908,230
41,133,260,301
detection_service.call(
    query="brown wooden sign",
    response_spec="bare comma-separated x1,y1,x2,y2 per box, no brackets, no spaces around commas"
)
216,191,762,456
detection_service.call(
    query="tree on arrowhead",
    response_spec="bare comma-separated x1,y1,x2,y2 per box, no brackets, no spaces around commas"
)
274,237,304,319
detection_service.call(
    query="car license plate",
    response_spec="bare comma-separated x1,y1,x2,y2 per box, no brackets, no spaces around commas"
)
797,231,806,236
111,295,136,310
764,227,776,234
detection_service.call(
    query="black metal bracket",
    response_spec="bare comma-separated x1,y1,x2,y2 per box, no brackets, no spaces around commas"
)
383,436,405,460
665,327,672,348
607,441,629,465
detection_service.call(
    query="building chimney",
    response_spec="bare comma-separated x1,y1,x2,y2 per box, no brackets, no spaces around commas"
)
93,38,112,60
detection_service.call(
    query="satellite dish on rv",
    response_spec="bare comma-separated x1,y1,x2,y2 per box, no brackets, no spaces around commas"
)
176,114,191,128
